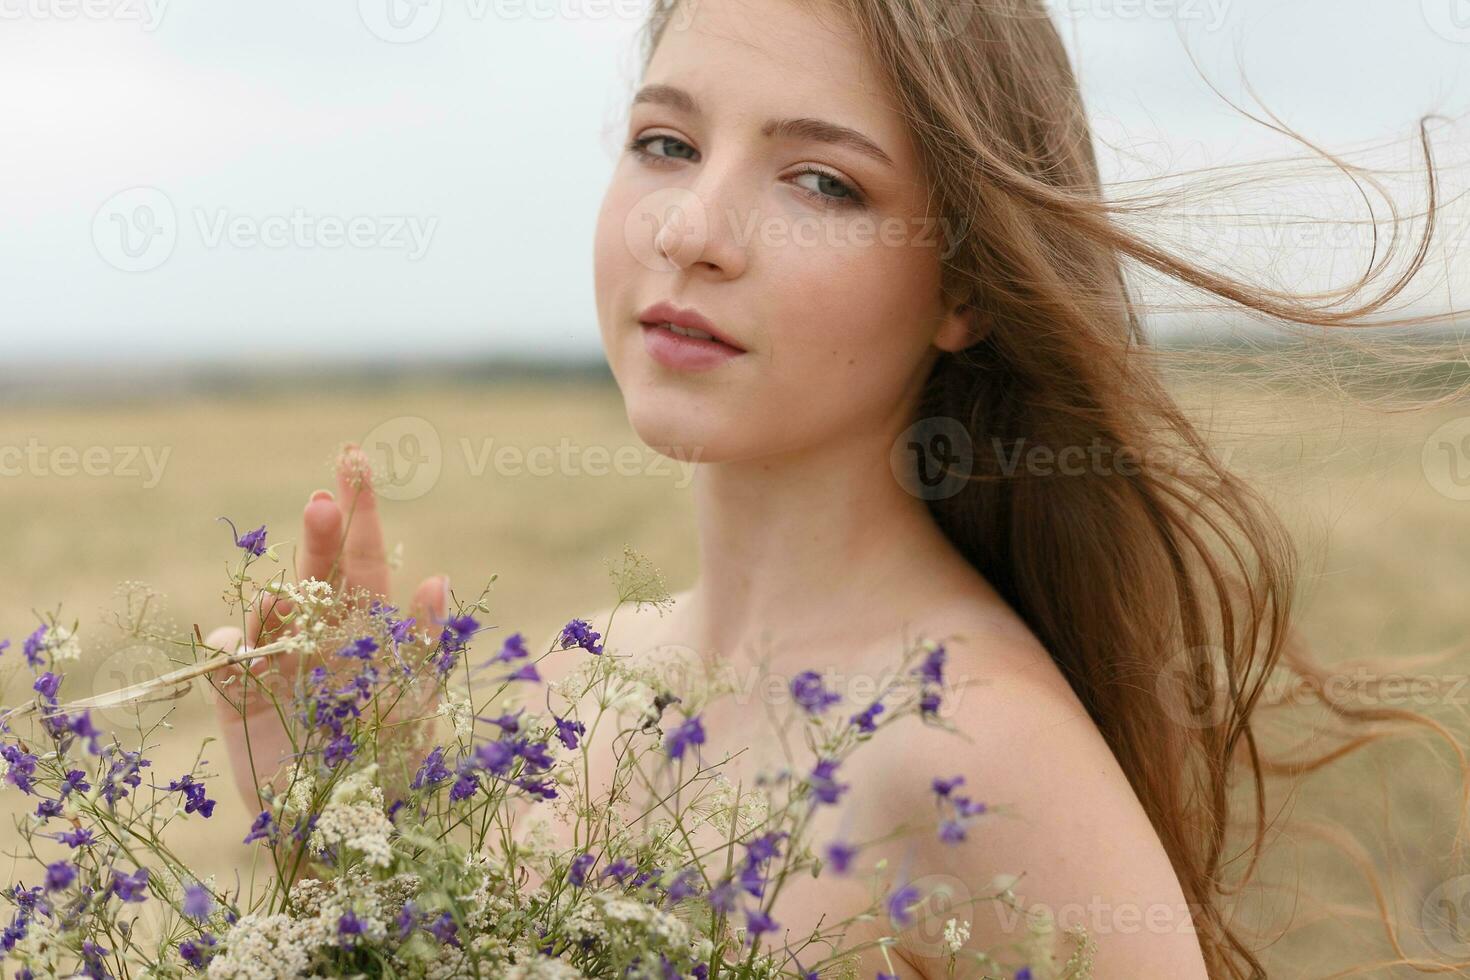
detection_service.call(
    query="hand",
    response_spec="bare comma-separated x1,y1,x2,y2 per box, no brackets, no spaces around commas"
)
204,444,450,809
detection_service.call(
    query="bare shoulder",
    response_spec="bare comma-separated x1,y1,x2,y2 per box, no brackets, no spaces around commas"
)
849,610,1211,978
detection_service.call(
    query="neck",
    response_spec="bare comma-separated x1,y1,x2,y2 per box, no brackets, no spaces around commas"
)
677,423,972,663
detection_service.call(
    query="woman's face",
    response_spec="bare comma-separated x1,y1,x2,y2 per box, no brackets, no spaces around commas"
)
593,0,975,464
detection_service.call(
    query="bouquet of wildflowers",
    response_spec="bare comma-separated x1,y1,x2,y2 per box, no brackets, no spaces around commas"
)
0,521,1095,979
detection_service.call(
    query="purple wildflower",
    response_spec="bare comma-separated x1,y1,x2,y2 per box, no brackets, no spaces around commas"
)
218,517,268,557
957,798,988,817
44,861,75,891
886,882,921,927
35,799,63,819
488,632,529,664
81,941,111,977
664,715,706,761
55,827,95,848
557,618,603,655
1,745,38,795
515,776,557,800
337,911,364,948
395,901,419,941
914,643,946,685
503,663,541,684
182,883,214,920
426,911,459,947
568,852,595,888
484,710,522,734
336,637,378,660
600,859,636,883
110,867,150,903
242,810,276,845
744,908,779,944
933,775,965,798
167,775,217,818
705,879,739,914
553,715,585,750
32,672,61,700
825,839,858,874
943,817,973,842
808,758,849,806
449,771,480,802
849,700,885,733
412,747,452,791
473,740,515,776
323,734,356,769
790,671,841,715
664,868,700,904
179,934,218,969
66,713,102,755
22,625,48,669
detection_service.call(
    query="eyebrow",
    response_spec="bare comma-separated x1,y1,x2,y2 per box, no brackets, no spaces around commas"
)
630,83,896,170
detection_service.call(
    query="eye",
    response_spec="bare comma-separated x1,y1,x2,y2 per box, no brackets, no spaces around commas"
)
627,134,697,164
789,168,866,209
628,134,868,210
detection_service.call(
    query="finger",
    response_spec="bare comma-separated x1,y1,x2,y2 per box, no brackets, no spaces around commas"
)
299,488,345,590
407,574,451,635
335,444,391,599
202,626,247,709
246,588,296,649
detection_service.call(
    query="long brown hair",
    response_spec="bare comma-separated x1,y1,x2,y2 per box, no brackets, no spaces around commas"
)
637,1,1469,976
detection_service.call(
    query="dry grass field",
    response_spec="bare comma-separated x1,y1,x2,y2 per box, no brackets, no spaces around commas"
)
1,361,1467,976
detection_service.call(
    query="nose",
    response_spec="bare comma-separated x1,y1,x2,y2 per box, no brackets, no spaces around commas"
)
640,167,749,279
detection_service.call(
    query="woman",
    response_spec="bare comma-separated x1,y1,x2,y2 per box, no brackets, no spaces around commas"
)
207,0,1465,976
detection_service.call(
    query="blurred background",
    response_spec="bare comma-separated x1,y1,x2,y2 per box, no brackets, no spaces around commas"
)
2,0,1470,975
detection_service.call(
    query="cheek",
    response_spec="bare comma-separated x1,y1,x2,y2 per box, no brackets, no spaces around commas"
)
593,188,634,350
764,234,939,409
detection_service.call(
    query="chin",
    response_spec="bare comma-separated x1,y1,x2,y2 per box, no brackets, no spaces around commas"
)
622,393,737,467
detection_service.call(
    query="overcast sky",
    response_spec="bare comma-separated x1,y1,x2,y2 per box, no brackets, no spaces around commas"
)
1,0,1467,366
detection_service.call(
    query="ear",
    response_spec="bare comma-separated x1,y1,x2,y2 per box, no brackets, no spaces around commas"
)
934,295,993,353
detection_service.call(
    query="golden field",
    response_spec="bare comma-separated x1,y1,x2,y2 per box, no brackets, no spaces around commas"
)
0,362,1467,977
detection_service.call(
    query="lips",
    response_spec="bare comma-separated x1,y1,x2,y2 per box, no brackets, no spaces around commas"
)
636,301,746,352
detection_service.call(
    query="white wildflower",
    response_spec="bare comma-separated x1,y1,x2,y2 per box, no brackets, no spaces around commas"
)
440,690,474,741
49,624,82,662
310,779,394,868
208,913,313,978
944,917,971,953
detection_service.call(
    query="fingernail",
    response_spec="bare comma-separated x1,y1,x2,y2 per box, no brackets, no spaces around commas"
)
310,489,334,503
